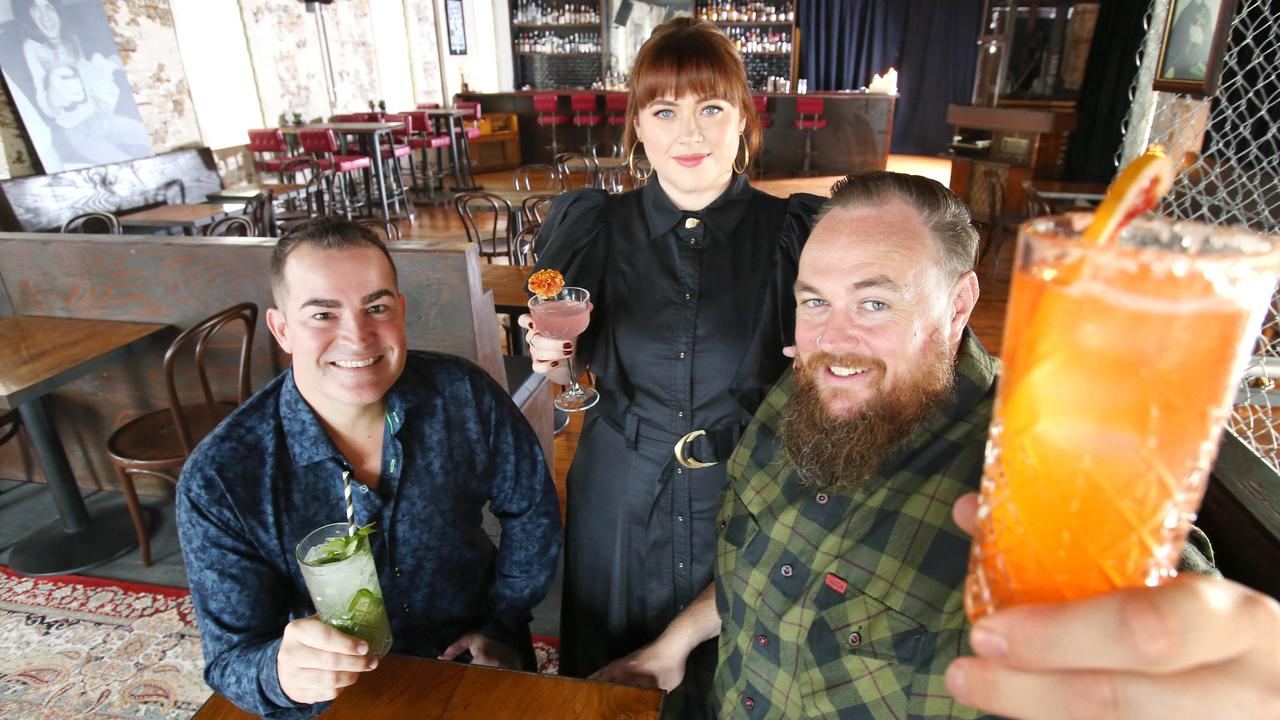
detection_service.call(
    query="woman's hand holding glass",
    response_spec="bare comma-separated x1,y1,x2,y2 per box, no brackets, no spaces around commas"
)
518,312,576,386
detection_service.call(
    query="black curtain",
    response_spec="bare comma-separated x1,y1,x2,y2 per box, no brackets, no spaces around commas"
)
1061,2,1150,183
798,0,983,156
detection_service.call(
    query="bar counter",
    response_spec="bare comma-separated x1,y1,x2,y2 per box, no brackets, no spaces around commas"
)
457,91,895,176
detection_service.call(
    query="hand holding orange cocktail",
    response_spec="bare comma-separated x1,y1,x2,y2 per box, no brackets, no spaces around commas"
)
964,151,1280,618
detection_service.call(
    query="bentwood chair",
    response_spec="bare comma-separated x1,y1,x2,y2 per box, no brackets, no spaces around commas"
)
512,223,540,267
454,192,514,264
107,303,257,566
0,410,19,448
240,190,276,237
554,152,598,191
522,193,556,227
204,215,257,237
357,217,402,243
61,212,121,234
513,163,561,191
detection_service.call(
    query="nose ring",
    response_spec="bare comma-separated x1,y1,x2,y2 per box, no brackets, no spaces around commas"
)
816,334,824,349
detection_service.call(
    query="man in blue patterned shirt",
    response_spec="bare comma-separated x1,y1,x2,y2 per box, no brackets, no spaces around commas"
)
177,218,561,719
595,173,1280,718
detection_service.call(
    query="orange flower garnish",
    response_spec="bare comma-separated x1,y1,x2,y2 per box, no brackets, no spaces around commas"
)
527,269,566,299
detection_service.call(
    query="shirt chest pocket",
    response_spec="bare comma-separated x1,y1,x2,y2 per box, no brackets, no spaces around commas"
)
802,579,928,709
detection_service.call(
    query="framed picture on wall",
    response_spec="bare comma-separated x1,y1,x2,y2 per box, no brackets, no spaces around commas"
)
1153,0,1239,97
0,0,154,172
445,0,467,55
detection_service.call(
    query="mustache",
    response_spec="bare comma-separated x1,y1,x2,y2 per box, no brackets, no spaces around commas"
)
795,351,887,376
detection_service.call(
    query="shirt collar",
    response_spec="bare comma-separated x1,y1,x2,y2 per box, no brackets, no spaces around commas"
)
642,172,753,240
279,367,413,469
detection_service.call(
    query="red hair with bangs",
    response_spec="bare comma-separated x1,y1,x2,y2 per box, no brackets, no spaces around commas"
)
624,18,760,162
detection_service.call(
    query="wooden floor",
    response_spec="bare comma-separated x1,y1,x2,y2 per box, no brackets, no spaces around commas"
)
409,157,1014,499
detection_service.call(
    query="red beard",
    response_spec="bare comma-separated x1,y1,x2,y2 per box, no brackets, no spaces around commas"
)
778,340,955,490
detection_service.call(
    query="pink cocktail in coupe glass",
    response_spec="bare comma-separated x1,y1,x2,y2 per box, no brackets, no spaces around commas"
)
528,286,599,411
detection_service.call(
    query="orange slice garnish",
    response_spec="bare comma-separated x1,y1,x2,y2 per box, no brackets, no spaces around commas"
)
1082,146,1175,246
527,269,565,299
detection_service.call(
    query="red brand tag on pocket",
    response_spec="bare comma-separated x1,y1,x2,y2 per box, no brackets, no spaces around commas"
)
825,573,848,595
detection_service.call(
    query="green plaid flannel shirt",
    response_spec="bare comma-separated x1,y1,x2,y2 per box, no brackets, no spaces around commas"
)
714,332,998,719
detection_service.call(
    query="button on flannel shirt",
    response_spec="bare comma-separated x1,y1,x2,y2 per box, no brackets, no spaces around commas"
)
714,332,998,719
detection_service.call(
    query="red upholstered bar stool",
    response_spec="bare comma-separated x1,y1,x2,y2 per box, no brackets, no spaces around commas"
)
605,92,628,146
406,110,452,202
247,128,308,182
795,96,827,176
753,95,773,177
298,127,371,218
571,94,603,154
453,100,483,173
533,94,568,156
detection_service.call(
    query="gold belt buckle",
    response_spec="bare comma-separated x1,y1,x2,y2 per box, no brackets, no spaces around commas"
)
674,429,717,469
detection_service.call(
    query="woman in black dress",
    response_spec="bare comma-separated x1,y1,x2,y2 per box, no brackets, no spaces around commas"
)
520,18,821,716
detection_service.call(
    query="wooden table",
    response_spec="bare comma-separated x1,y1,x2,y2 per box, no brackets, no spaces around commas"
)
481,264,531,311
0,315,169,576
118,203,241,236
192,654,663,719
1027,179,1106,205
423,108,483,192
481,264,532,357
206,183,308,204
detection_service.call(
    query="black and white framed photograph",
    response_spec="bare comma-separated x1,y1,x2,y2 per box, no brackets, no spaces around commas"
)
445,0,467,55
0,0,153,172
1153,0,1239,97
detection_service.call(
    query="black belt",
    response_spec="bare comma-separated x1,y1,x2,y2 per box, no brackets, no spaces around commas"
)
598,406,744,469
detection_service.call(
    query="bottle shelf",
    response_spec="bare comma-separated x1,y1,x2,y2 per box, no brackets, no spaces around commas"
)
512,23,600,29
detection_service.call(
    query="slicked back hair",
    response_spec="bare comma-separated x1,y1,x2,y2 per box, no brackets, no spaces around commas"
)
270,217,398,305
817,171,979,281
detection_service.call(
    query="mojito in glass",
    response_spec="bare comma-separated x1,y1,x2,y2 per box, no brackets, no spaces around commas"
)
296,522,393,657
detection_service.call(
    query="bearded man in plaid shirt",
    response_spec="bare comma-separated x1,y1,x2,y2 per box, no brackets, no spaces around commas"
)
593,172,1280,719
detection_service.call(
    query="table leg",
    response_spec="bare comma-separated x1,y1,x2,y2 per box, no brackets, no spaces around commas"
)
8,396,142,576
371,131,392,222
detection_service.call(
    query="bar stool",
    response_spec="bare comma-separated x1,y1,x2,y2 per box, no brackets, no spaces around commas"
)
606,92,628,146
247,129,309,182
298,128,372,218
795,96,827,176
406,110,452,202
571,94,603,154
753,95,772,177
533,94,568,156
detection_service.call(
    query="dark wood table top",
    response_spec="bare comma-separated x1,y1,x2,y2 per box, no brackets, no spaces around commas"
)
481,264,532,310
0,316,169,410
118,203,239,229
206,183,307,202
191,654,663,719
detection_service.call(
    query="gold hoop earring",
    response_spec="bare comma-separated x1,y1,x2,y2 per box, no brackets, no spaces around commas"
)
628,140,652,180
733,132,749,174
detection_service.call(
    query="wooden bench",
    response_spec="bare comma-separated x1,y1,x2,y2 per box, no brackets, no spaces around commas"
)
0,148,222,232
0,233,553,495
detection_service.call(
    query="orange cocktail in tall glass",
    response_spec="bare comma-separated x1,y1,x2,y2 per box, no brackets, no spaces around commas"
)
965,214,1279,619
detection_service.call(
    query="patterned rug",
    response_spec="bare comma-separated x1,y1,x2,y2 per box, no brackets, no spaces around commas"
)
0,566,561,718
0,567,209,719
